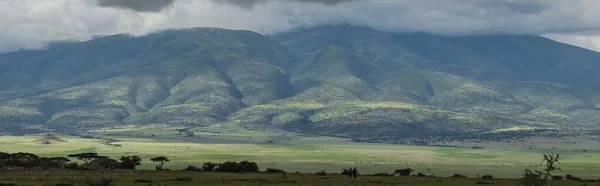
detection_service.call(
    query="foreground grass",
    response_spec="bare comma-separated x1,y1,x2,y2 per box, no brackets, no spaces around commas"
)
0,171,597,186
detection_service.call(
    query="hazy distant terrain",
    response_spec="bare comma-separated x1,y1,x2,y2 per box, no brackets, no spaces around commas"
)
1,25,600,141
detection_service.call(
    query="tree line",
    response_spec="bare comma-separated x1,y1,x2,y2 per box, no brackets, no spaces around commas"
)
0,151,259,173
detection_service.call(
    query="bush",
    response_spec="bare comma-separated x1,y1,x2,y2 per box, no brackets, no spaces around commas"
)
202,162,218,171
481,175,494,180
552,176,563,180
451,174,467,178
394,168,413,176
519,169,544,186
239,161,259,172
182,165,202,172
316,170,327,176
416,172,426,177
54,183,73,186
264,168,286,173
133,179,152,183
213,161,259,173
54,184,74,186
566,174,581,181
372,172,394,176
118,156,141,170
172,177,192,182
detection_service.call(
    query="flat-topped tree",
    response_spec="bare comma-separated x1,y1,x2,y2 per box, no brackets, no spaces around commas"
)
119,155,142,169
150,156,169,170
67,153,99,164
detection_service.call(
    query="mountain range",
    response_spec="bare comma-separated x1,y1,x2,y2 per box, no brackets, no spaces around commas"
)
1,25,599,139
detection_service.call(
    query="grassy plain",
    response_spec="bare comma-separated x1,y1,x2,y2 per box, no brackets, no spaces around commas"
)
0,126,599,179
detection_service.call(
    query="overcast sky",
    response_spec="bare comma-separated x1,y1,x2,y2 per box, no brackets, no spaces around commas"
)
2,0,600,52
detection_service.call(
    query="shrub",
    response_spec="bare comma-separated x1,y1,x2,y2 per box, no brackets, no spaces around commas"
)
519,169,544,186
172,177,192,182
416,172,427,177
264,168,286,173
118,156,141,170
239,161,259,172
182,165,202,172
552,176,563,180
566,174,581,181
481,175,494,180
372,172,394,176
316,170,327,176
54,184,74,186
213,161,259,173
133,179,152,183
202,162,218,171
451,174,467,178
394,168,413,176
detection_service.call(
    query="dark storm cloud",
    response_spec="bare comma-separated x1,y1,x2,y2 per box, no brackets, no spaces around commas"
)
96,0,177,12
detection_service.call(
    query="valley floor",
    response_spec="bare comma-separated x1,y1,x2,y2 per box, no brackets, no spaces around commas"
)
0,125,599,179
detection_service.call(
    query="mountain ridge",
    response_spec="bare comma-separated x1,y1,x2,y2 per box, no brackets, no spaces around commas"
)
0,26,599,140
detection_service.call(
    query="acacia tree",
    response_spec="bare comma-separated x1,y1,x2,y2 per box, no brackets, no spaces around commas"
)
119,155,142,169
67,153,99,164
150,156,169,170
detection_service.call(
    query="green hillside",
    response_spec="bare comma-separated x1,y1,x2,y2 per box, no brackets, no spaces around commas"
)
1,26,599,140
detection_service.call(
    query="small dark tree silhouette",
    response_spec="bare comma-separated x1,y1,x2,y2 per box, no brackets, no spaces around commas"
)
150,156,169,170
67,153,99,164
540,154,561,180
519,154,561,186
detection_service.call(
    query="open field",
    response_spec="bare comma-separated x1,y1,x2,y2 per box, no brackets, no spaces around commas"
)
1,171,600,186
1,126,600,179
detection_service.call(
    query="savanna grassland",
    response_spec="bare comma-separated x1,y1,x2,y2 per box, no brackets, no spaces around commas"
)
1,125,599,180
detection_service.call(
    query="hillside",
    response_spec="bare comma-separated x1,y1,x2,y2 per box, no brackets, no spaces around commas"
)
0,26,599,140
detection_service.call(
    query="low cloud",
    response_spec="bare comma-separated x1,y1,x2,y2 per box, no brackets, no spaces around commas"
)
212,0,354,8
96,0,177,12
2,0,600,52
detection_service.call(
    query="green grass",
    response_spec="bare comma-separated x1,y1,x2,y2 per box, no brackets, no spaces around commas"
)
2,128,600,179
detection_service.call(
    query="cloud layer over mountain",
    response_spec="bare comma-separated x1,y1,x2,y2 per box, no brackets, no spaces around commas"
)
2,0,600,52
